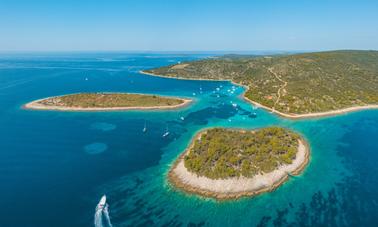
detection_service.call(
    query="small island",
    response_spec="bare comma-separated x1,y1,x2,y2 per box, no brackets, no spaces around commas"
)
168,127,310,200
24,93,192,111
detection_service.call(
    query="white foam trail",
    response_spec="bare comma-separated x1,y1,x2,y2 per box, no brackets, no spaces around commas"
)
103,204,113,227
94,210,103,227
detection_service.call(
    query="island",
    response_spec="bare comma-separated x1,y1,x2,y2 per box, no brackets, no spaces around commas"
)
168,127,310,200
143,50,378,119
24,93,192,111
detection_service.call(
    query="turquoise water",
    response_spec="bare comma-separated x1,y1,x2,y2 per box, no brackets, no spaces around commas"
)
0,53,377,227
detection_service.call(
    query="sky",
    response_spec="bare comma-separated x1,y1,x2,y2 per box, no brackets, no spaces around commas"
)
0,0,378,52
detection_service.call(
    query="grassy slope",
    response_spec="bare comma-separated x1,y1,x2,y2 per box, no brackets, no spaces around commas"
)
38,93,184,108
146,50,378,114
184,127,300,179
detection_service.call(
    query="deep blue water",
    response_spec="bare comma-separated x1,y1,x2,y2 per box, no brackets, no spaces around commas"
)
0,53,377,227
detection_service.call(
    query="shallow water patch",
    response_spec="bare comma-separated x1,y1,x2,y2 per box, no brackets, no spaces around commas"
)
90,122,117,132
84,142,108,154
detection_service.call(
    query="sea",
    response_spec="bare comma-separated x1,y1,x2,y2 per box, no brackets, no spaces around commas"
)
0,52,377,227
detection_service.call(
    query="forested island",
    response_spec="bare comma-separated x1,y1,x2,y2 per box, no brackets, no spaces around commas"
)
24,93,191,111
144,50,378,118
169,127,309,200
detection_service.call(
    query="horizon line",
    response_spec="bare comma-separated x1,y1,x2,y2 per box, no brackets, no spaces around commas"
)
0,48,377,54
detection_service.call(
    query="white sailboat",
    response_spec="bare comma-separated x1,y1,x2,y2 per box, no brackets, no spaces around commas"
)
162,125,170,137
143,121,147,133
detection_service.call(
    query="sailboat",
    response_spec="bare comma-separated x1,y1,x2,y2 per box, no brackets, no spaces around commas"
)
142,121,147,133
162,125,170,138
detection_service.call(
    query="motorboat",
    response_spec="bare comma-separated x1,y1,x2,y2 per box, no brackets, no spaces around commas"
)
96,195,107,212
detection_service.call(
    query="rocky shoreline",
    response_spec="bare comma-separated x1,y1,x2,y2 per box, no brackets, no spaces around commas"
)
168,131,310,200
23,93,192,112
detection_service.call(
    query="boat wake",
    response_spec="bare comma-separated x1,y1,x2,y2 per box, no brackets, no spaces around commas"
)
94,195,113,227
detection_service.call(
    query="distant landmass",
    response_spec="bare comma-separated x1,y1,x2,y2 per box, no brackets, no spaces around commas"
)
144,50,378,117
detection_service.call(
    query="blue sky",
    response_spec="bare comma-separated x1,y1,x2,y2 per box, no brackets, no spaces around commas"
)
1,0,377,51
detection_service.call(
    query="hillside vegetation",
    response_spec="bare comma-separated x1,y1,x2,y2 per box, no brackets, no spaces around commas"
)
184,127,301,179
146,50,378,114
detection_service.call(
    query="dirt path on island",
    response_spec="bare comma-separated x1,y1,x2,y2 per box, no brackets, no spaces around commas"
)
267,67,288,112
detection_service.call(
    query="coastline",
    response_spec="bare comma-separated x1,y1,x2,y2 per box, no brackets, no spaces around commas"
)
140,70,378,120
168,130,310,200
23,93,192,112
140,70,230,82
243,94,378,120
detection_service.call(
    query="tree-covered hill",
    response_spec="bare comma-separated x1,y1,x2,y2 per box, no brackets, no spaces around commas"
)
145,50,378,114
184,127,301,179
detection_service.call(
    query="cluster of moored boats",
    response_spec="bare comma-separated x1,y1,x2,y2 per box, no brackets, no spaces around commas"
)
141,85,259,138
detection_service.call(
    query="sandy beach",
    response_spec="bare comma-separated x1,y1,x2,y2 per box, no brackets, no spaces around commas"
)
23,95,192,112
168,132,310,200
141,70,378,119
243,95,378,120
